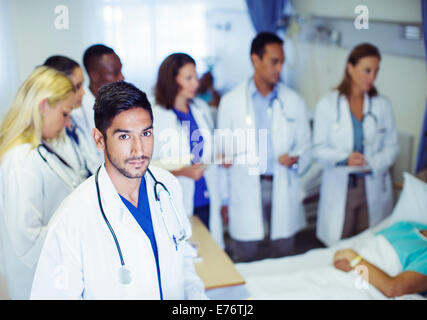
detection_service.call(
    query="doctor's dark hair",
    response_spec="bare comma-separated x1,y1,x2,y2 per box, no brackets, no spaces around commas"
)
94,81,153,136
43,55,80,76
83,44,116,74
250,32,284,59
336,43,381,98
154,53,196,110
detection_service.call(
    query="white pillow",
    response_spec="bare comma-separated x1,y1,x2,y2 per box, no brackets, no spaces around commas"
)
389,172,427,226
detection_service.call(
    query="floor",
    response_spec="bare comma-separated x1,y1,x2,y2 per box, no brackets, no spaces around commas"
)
223,198,325,263
293,225,326,255
224,224,326,264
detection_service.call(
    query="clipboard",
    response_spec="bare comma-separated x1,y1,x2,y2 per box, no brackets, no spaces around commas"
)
335,165,372,174
289,142,324,157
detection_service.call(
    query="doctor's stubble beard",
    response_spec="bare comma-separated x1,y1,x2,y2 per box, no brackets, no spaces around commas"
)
104,143,151,179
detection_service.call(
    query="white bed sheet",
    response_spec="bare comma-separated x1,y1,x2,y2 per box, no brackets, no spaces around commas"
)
236,217,426,300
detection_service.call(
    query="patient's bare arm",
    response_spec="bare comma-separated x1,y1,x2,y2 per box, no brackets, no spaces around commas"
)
333,249,427,297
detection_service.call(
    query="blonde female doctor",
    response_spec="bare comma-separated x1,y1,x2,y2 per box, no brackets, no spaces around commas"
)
43,55,103,175
0,66,76,299
151,53,223,248
314,43,399,247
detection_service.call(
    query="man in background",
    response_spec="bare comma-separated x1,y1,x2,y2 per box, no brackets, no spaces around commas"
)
73,44,125,136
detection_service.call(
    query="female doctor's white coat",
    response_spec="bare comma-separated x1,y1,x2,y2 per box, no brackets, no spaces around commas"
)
30,165,207,300
151,98,224,249
217,79,311,241
313,91,399,246
0,143,75,299
52,119,103,177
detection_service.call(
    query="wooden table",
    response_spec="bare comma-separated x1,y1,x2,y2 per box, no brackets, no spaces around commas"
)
190,216,246,290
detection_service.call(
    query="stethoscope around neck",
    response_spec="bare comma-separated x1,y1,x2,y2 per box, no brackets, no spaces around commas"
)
244,77,288,127
242,77,300,171
94,166,189,285
37,141,88,191
335,94,378,130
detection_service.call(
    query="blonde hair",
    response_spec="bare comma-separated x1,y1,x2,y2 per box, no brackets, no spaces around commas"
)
0,66,75,161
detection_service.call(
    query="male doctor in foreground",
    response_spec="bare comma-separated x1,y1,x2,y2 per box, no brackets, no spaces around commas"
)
30,81,207,299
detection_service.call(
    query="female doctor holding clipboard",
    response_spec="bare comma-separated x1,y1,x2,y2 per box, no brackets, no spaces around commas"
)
313,43,399,247
151,53,223,248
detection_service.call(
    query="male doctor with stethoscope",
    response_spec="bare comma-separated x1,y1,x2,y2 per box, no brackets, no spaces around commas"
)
31,81,207,299
217,32,311,262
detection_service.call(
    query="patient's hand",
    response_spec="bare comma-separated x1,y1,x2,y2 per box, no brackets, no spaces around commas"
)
334,259,352,272
333,249,358,272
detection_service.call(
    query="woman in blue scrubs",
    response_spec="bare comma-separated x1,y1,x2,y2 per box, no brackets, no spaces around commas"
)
151,53,223,248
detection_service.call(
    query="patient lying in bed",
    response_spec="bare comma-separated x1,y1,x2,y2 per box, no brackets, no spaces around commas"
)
236,173,427,299
334,221,427,298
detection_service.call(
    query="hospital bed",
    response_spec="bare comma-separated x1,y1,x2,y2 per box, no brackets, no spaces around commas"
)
236,172,427,300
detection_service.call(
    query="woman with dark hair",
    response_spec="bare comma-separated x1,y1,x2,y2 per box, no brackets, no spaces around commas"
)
152,53,223,248
43,55,102,175
313,43,399,246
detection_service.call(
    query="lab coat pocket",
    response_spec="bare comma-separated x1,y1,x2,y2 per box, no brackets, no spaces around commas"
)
328,124,347,149
373,127,387,151
275,119,296,153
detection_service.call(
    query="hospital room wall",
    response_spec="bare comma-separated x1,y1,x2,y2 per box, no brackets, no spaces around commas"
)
0,0,251,119
291,0,427,174
0,0,92,119
0,0,425,175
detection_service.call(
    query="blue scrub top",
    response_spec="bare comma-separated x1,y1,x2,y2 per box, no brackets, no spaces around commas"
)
66,126,79,145
376,221,427,276
173,107,210,208
119,176,163,299
336,112,367,176
249,79,277,175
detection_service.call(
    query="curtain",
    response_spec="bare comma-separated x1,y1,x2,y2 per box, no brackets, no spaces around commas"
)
245,0,285,33
415,0,427,173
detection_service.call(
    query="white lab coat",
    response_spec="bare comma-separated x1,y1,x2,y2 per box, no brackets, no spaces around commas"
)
52,120,103,176
0,143,72,299
151,99,224,249
217,79,311,241
313,91,399,246
30,165,207,300
72,86,95,134
71,88,104,161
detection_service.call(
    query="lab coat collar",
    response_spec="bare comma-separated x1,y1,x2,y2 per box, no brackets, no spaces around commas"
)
96,164,156,226
363,92,370,116
249,77,279,103
340,92,370,116
97,164,128,224
96,164,163,227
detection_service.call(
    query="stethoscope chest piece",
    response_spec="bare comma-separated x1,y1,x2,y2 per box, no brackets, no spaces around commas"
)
119,266,132,285
95,166,188,289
